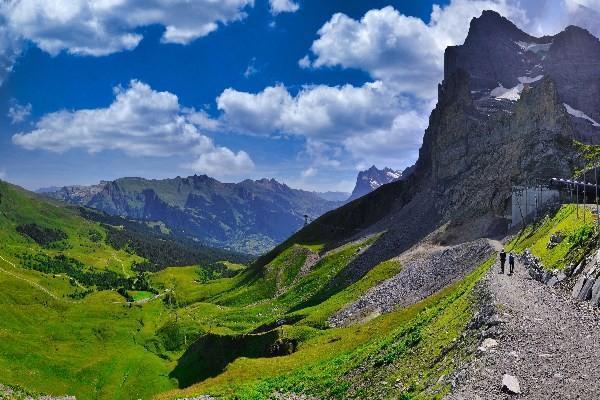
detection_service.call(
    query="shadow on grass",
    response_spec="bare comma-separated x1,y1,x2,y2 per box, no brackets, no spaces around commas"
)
170,330,282,388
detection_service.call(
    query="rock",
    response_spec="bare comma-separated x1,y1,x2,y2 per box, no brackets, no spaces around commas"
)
577,277,595,301
547,276,559,287
478,338,498,352
487,314,506,327
572,275,587,299
501,374,521,394
590,278,600,306
573,262,585,277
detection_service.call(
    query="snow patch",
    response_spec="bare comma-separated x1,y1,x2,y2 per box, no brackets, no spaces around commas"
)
518,75,544,84
385,171,401,180
515,41,552,54
564,103,600,127
491,83,524,101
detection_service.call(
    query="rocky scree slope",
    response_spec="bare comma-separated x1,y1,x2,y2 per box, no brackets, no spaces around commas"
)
45,176,342,255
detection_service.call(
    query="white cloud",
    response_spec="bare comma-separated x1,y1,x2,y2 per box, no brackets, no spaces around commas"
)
12,80,254,176
304,2,527,99
244,57,259,78
522,0,600,37
269,0,299,15
0,169,6,180
1,0,254,56
216,81,429,167
282,0,600,170
218,81,410,138
298,55,311,69
7,101,32,124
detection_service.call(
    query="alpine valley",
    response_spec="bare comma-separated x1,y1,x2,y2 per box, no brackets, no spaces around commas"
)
2,8,600,400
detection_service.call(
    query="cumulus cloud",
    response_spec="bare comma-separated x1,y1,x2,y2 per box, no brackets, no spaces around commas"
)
12,80,254,176
1,0,254,56
522,0,600,37
0,0,254,84
7,101,32,124
216,81,429,166
269,0,300,15
279,0,599,170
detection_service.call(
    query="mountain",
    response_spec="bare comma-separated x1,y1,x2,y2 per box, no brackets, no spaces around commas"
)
3,12,600,400
44,175,343,255
347,166,404,201
259,10,595,297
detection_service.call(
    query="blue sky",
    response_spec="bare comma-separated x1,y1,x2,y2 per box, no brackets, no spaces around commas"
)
0,0,596,191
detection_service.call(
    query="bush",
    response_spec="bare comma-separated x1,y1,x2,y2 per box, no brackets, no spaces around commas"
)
568,225,593,248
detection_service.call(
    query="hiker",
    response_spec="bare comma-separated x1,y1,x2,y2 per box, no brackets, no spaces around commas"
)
499,249,506,273
509,252,515,275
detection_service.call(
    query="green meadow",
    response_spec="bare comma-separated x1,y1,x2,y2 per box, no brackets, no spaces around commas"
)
0,180,494,399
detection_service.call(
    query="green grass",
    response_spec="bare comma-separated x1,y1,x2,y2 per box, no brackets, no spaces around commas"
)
0,180,496,400
508,204,595,270
159,256,495,400
0,181,142,276
128,290,155,302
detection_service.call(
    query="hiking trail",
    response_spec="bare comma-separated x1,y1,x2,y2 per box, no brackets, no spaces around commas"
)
447,247,600,399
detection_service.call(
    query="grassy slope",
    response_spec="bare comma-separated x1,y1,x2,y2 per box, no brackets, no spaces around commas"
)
508,204,595,270
0,180,493,400
159,257,495,400
0,181,142,276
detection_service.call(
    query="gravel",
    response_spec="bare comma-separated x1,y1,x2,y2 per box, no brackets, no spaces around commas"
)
329,239,493,327
446,253,600,399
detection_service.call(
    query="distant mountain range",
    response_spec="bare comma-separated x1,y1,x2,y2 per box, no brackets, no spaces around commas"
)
41,166,412,254
43,175,343,255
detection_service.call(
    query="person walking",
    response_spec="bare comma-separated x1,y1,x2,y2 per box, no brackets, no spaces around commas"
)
509,252,515,275
499,249,506,274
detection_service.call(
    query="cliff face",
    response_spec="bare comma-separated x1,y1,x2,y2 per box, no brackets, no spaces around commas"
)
417,71,578,222
415,11,597,224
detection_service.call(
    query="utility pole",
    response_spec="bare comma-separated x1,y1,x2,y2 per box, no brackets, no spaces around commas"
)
596,165,599,226
584,170,587,224
577,177,580,219
525,184,528,223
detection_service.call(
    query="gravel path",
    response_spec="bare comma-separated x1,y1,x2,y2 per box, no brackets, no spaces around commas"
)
447,247,600,399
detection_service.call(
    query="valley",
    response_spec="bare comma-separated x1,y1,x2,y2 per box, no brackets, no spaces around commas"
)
2,6,600,400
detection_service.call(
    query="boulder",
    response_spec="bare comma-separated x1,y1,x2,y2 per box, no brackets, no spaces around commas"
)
572,275,587,299
501,374,521,394
591,278,600,306
577,277,596,301
573,262,585,277
478,338,498,352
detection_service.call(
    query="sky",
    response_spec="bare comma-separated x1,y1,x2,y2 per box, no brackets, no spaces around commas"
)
1,0,599,192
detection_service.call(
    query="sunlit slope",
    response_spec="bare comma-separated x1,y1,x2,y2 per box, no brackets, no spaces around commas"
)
0,180,141,274
157,255,495,400
0,180,494,400
509,204,595,270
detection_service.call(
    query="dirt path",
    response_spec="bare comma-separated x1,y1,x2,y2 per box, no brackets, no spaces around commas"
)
447,250,600,399
0,253,62,301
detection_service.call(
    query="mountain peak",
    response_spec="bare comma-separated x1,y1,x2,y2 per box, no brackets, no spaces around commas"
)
347,166,403,201
464,9,533,45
